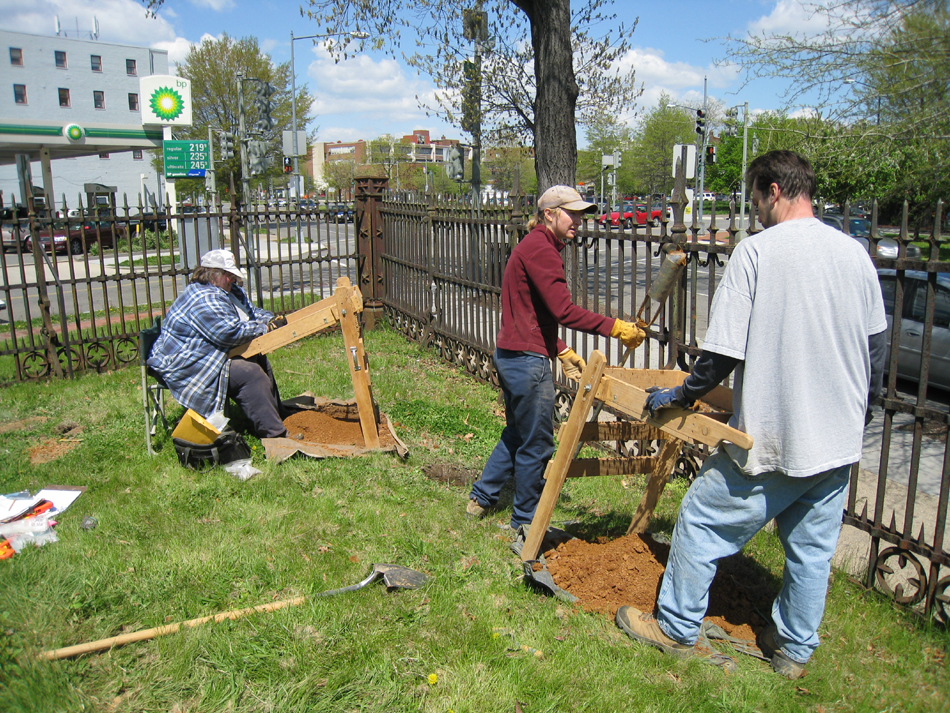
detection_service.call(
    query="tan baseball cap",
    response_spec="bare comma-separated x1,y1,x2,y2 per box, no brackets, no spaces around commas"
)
537,185,596,213
200,249,247,280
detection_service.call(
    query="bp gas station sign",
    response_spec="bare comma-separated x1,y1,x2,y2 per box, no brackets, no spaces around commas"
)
162,140,209,178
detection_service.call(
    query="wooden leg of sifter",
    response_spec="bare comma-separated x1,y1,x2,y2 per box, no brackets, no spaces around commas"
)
626,436,682,535
339,289,380,449
520,351,607,563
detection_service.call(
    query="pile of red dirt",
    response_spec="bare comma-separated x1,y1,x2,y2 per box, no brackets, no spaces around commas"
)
544,532,773,642
282,405,397,449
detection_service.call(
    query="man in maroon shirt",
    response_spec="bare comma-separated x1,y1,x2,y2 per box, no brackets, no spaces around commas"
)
467,185,645,530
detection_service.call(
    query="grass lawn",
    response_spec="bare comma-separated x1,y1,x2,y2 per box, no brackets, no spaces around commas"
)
0,326,947,712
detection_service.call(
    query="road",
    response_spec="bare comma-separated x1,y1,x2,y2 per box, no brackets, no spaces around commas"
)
0,220,359,327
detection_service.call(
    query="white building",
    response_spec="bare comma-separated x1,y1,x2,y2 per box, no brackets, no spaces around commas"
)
0,28,168,214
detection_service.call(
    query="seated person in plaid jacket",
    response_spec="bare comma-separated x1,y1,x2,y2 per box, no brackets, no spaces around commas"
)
148,249,288,438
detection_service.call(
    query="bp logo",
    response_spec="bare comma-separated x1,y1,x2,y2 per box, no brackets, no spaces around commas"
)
148,87,185,121
63,123,85,142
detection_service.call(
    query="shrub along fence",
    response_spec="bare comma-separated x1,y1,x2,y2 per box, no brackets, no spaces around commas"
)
2,166,948,620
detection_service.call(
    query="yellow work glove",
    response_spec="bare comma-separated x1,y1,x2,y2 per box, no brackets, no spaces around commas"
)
266,315,287,332
557,348,586,381
610,318,645,349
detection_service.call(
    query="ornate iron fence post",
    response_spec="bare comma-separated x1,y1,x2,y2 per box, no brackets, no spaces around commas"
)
354,165,388,329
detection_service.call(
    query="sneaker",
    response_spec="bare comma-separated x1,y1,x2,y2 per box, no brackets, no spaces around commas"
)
616,606,693,660
465,498,488,519
758,625,806,679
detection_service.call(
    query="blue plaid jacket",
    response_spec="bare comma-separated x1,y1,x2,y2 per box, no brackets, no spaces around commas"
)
147,282,273,417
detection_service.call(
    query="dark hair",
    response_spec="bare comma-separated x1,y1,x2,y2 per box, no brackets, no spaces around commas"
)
190,266,228,285
746,150,817,202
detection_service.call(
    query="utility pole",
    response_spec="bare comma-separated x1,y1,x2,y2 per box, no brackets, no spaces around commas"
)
697,75,708,226
206,125,216,196
237,72,250,206
739,100,749,239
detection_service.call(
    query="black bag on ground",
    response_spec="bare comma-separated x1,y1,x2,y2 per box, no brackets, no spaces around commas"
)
173,426,251,469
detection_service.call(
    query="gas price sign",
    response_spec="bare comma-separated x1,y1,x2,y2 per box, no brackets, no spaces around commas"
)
163,140,210,178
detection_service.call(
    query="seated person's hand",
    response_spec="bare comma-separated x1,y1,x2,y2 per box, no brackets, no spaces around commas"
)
267,315,288,332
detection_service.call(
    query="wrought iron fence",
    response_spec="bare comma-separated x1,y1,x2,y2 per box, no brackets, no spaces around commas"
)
373,180,950,620
0,194,358,382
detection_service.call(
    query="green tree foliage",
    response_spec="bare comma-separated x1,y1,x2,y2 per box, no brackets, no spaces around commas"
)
367,135,415,188
483,142,537,194
298,0,641,191
174,34,314,201
725,0,950,223
322,159,356,196
630,96,695,199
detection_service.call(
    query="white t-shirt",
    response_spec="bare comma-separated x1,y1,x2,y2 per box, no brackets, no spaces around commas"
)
703,217,887,477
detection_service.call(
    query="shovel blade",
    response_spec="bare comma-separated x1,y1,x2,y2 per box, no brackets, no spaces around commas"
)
373,563,427,590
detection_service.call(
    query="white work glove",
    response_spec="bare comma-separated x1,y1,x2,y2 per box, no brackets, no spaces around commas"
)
557,348,586,381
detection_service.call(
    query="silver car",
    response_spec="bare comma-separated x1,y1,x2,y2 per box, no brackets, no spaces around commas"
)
822,214,921,260
877,269,950,391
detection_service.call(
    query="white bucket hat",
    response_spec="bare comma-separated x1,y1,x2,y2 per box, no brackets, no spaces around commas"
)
200,249,246,281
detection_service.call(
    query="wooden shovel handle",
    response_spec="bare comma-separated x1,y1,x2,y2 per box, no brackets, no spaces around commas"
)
38,595,307,661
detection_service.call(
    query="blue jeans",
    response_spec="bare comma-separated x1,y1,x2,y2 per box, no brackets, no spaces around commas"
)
470,349,555,529
656,450,850,664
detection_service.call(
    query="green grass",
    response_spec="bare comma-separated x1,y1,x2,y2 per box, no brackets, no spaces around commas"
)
0,326,947,712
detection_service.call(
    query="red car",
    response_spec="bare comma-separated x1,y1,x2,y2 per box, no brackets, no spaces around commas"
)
598,203,664,230
24,220,127,255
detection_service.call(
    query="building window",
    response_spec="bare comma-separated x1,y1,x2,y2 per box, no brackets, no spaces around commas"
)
13,84,26,104
99,153,110,160
133,150,143,160
126,59,136,75
93,91,105,109
55,50,67,68
10,48,22,66
59,88,70,107
128,93,139,111
91,54,102,72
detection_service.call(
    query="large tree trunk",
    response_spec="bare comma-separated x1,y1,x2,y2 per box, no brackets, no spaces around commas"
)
513,0,579,193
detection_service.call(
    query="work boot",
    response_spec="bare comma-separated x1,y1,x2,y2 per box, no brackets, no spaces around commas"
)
616,605,693,660
758,625,806,679
465,498,488,519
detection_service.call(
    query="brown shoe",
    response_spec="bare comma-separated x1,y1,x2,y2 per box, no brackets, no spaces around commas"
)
465,498,488,519
616,605,693,659
759,625,806,679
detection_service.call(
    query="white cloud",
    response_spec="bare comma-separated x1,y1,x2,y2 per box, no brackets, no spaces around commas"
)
746,0,832,37
188,0,235,10
301,46,454,141
612,46,740,120
0,0,179,44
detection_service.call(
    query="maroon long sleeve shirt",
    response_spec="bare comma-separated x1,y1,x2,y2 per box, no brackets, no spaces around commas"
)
496,224,617,357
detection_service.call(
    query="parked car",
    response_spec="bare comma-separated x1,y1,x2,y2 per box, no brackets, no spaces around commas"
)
1,222,28,252
878,269,950,391
329,203,355,223
66,220,128,254
598,203,664,229
23,220,127,255
821,214,921,260
128,211,168,231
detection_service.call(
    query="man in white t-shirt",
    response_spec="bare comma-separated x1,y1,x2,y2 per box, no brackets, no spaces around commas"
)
615,151,887,678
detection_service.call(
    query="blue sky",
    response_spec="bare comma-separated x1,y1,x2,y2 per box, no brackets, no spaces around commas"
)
1,0,828,146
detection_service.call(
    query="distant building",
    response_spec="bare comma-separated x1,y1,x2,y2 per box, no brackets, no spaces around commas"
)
314,130,465,191
0,28,168,213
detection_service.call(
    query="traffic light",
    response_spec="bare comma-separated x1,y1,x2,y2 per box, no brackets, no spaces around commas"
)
249,80,278,134
461,59,481,134
248,140,270,176
283,157,293,174
446,145,464,181
220,131,235,161
695,109,706,136
706,145,717,164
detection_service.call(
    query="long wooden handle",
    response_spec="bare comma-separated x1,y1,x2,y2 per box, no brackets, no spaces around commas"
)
38,595,307,661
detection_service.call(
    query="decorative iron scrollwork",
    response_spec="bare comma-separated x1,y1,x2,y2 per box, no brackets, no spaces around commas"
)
115,337,138,365
85,342,111,370
932,575,950,624
874,547,927,605
21,351,50,379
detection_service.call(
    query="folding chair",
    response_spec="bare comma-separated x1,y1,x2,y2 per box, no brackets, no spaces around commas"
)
140,316,170,455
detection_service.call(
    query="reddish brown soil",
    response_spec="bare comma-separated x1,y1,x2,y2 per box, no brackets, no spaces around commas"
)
282,406,397,449
544,532,771,641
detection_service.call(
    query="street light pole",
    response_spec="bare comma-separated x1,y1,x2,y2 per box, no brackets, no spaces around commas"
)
290,30,369,202
739,100,749,239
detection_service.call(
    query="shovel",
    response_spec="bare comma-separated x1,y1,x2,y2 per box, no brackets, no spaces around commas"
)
38,563,427,661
